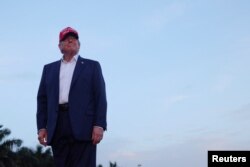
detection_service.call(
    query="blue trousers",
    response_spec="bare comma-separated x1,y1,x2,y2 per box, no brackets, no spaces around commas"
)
51,109,96,167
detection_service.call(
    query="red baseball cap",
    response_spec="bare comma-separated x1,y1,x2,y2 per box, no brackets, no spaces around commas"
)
59,27,79,42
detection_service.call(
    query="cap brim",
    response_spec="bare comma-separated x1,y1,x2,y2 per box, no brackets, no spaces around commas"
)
60,32,79,42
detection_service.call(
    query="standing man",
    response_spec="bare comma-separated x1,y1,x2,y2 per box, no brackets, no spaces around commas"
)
36,27,107,167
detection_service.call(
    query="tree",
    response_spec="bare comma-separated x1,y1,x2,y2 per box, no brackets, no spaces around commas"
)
16,145,54,167
15,146,38,167
33,145,54,167
0,125,22,167
0,124,54,167
109,161,117,167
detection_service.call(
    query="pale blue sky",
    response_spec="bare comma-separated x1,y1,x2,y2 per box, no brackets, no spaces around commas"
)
0,0,250,166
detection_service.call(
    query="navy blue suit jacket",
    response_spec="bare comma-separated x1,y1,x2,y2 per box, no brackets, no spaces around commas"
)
37,56,107,145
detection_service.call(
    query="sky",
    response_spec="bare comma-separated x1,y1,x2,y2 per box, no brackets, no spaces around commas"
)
0,0,250,166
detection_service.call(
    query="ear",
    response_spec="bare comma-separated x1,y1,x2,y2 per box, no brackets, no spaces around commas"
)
58,42,64,54
58,43,62,50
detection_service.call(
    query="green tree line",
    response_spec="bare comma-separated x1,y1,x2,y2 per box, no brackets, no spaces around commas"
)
0,124,118,167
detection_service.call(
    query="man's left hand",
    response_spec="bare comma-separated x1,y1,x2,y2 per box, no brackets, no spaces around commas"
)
92,126,104,145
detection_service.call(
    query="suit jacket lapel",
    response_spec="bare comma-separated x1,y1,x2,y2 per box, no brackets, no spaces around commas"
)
70,56,86,90
54,60,61,103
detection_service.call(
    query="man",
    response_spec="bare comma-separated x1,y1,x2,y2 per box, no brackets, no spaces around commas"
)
36,27,107,167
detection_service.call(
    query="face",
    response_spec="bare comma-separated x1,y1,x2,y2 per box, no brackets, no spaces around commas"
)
58,35,80,55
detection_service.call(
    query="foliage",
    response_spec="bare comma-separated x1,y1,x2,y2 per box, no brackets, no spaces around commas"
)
0,125,54,167
109,161,117,167
0,124,118,167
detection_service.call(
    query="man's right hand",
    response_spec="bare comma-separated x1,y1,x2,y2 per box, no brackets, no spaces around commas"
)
38,129,48,146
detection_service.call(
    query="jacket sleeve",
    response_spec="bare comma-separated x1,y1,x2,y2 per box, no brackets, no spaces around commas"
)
93,62,107,130
36,65,48,132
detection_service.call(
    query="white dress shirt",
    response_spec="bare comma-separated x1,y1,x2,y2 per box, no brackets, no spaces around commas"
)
59,55,78,104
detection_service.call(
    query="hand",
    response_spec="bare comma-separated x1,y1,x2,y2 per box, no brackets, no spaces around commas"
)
92,126,104,145
38,129,48,146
